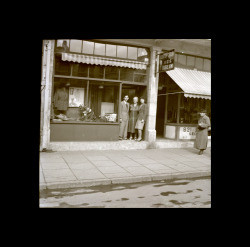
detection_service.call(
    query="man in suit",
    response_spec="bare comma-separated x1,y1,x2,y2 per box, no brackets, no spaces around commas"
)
119,95,129,140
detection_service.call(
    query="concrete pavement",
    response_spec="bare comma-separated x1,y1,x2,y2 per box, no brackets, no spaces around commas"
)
39,147,211,190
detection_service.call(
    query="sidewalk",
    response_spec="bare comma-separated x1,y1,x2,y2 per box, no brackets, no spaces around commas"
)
39,147,211,190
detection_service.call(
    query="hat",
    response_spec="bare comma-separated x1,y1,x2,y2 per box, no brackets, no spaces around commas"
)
199,109,207,113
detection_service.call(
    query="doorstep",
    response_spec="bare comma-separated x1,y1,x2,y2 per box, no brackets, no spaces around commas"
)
48,138,211,151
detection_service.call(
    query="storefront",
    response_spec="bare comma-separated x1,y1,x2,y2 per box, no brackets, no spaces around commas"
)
50,39,149,141
156,67,211,141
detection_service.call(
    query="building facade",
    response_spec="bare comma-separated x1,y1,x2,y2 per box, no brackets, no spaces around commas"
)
40,39,211,151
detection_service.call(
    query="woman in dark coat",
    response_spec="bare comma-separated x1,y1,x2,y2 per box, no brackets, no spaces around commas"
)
194,109,211,155
128,96,140,140
135,97,147,142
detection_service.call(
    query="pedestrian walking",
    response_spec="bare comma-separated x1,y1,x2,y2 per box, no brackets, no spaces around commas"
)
128,96,140,140
194,109,210,155
135,97,147,142
119,95,130,140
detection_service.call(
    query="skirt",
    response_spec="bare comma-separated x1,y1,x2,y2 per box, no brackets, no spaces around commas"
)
135,120,144,130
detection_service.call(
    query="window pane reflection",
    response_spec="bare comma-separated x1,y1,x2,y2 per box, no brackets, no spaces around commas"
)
94,43,105,56
128,47,137,59
70,40,82,53
89,65,104,78
82,41,94,54
117,45,127,58
106,44,116,57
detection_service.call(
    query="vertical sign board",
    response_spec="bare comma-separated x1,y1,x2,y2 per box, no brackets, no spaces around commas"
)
159,49,175,72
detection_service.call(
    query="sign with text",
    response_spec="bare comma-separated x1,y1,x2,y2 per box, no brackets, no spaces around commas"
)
159,49,175,72
179,126,196,140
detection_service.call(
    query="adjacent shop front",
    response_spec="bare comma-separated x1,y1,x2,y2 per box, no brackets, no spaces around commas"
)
50,39,149,141
157,67,211,141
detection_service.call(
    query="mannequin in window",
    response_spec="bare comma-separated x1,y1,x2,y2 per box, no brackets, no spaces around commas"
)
54,85,68,115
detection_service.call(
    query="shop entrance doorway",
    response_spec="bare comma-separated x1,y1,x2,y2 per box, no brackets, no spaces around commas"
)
156,86,166,138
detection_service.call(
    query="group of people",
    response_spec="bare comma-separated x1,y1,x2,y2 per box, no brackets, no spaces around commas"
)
119,95,147,142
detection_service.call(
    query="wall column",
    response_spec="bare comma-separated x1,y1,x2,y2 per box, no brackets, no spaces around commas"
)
145,46,161,144
40,40,55,151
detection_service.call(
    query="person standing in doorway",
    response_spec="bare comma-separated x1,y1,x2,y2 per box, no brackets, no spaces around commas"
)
128,96,140,140
194,109,211,155
119,95,130,140
135,97,147,142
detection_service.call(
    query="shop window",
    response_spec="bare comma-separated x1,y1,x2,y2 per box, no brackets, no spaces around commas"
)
82,41,94,54
203,59,211,72
89,64,104,78
128,47,138,60
72,63,88,77
105,66,119,80
117,45,127,59
195,57,203,70
120,68,134,82
69,40,82,53
88,82,119,122
52,78,88,121
134,69,147,83
54,55,71,76
166,94,178,123
178,95,211,124
106,44,117,57
94,43,105,56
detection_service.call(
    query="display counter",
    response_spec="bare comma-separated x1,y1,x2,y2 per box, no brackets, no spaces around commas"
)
50,121,119,141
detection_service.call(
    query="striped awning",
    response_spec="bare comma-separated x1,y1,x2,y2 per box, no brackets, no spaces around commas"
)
61,53,148,70
166,68,211,100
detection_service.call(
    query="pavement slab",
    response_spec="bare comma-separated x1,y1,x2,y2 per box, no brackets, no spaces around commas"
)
39,147,211,190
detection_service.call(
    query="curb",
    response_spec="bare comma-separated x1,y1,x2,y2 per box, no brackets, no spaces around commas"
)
40,171,211,191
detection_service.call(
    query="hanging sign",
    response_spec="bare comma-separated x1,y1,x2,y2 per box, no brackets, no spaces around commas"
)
159,49,175,72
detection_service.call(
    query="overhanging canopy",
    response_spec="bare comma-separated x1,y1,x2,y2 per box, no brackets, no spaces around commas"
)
166,68,211,100
61,53,148,70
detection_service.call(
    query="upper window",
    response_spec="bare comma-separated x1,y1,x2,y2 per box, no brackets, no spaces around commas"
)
128,47,137,60
82,41,94,54
117,45,127,58
94,43,105,56
106,44,117,57
69,40,82,53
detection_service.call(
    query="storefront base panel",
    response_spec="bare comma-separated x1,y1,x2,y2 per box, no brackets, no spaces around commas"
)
50,123,119,142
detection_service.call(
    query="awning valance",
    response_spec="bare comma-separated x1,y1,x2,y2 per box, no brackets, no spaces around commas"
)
166,68,211,100
61,53,148,70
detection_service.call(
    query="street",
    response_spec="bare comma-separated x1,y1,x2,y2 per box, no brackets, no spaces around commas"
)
39,177,211,208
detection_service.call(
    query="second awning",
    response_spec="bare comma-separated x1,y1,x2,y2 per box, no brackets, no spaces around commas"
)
61,53,148,70
166,68,211,100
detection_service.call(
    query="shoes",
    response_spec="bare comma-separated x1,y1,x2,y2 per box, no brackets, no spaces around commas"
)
124,138,127,140
119,137,123,140
129,137,133,140
198,150,203,155
137,138,142,142
134,138,137,141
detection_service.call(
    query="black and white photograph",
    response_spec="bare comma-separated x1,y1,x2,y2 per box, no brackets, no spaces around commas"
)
39,39,211,208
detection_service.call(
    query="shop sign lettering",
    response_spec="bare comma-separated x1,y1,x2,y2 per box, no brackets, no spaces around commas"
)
159,49,175,72
179,126,196,139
